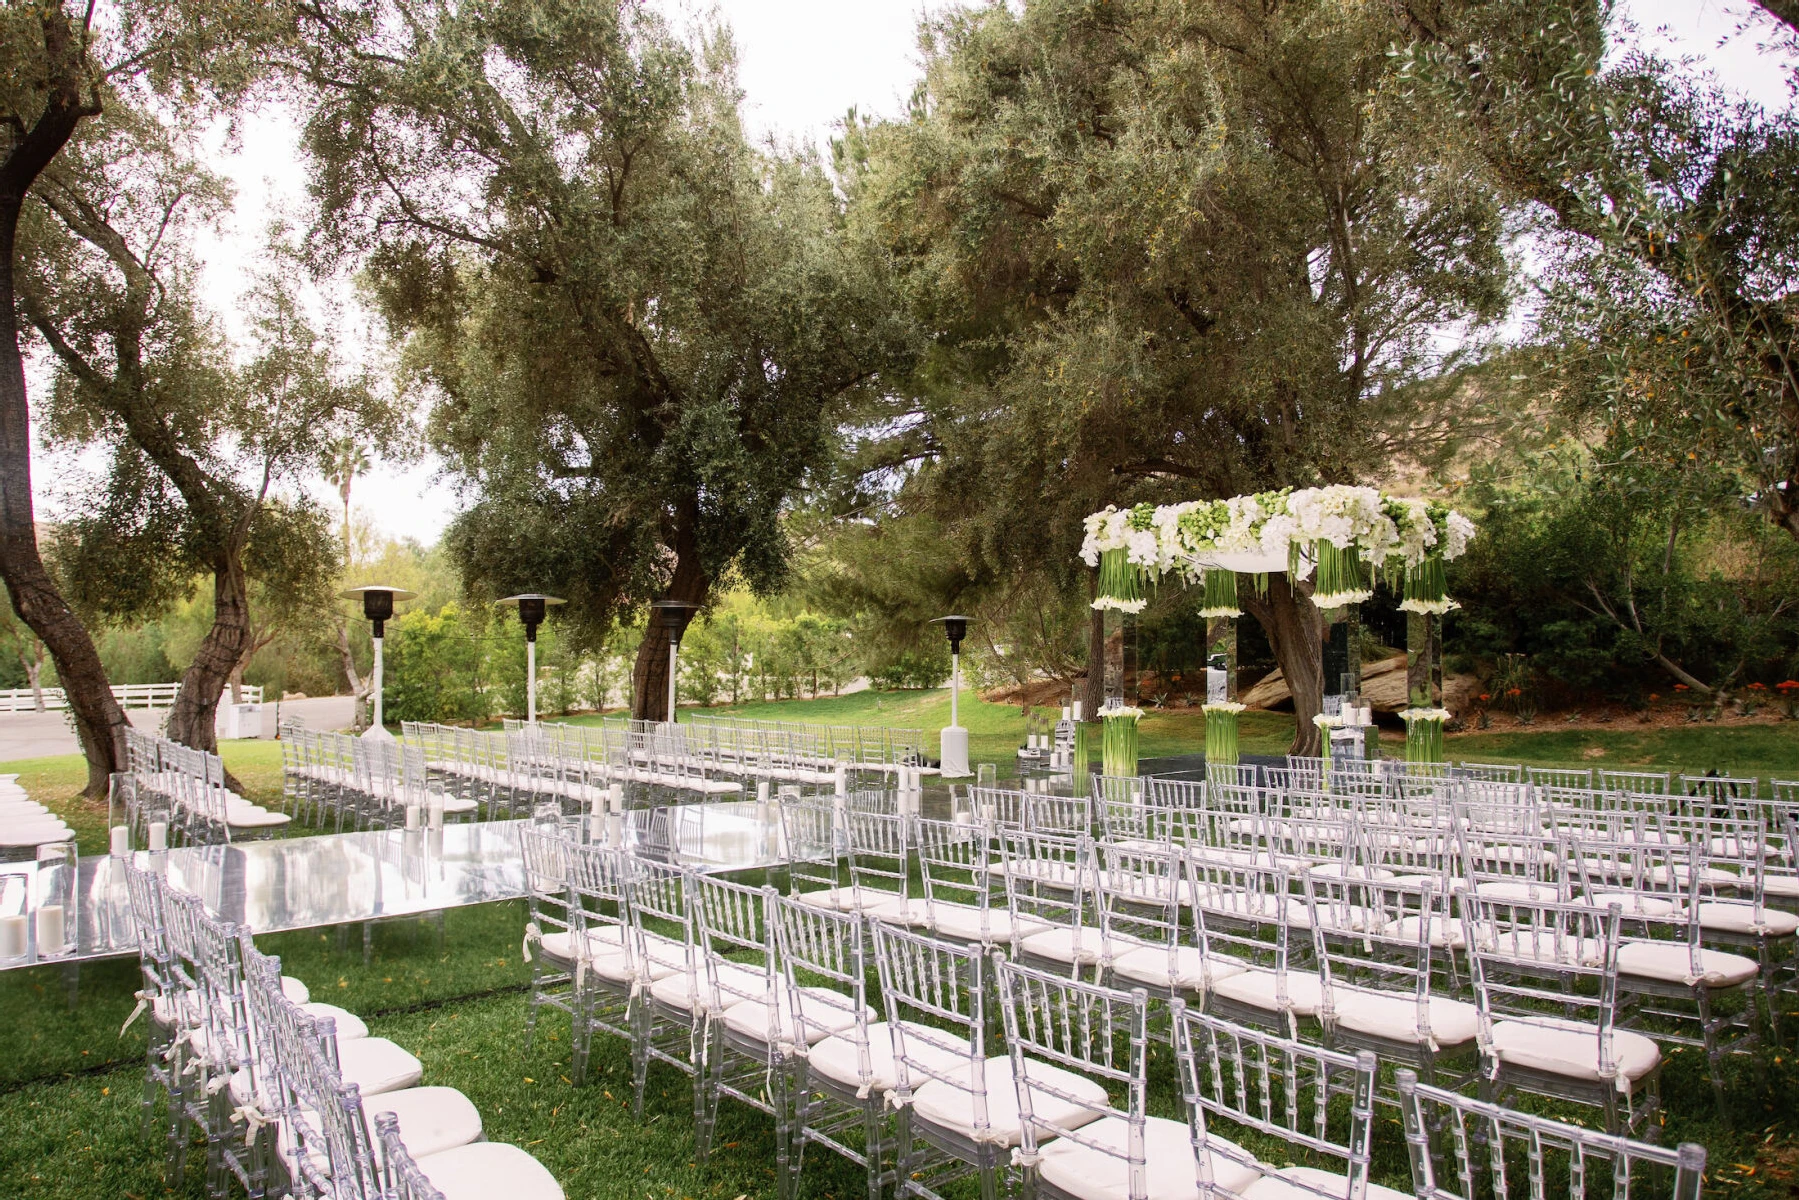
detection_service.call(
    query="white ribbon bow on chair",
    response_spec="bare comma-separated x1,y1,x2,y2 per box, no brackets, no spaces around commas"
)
522,921,543,963
232,1101,271,1146
120,989,156,1037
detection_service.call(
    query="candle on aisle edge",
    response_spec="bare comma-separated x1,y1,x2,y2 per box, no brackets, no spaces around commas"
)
148,821,168,852
110,826,130,857
0,914,25,958
35,903,65,956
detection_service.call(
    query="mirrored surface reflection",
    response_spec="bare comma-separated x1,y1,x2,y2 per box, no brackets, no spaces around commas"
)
0,796,856,971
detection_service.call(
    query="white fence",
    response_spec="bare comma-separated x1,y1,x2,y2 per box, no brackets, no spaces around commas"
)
0,682,263,714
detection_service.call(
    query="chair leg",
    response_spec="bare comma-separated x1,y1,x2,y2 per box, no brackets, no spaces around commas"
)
524,964,543,1054
772,1057,793,1200
692,1022,719,1162
631,1003,653,1118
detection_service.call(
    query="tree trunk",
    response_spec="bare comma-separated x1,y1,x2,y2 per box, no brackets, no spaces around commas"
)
1082,568,1105,720
165,553,254,766
1241,574,1326,757
630,525,711,722
0,12,123,797
0,217,125,795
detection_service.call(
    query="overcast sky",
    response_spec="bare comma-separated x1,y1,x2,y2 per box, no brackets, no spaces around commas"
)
28,0,1798,547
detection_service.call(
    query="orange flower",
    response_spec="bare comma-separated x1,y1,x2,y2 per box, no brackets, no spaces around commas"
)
1505,687,1521,697
1649,693,1659,702
1674,683,1689,691
1478,693,1491,702
1779,681,1799,692
1749,682,1767,691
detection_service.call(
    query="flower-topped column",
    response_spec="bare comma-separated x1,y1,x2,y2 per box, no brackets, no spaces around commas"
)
1079,487,1476,769
1200,569,1244,766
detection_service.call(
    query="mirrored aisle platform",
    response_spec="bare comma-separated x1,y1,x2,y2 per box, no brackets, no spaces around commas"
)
0,801,806,971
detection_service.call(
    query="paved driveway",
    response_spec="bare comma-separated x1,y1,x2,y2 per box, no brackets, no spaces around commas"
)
0,695,355,764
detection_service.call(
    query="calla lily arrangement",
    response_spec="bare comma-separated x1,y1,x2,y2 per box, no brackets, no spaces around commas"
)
1100,705,1143,777
1081,487,1475,613
1399,706,1454,764
1202,701,1246,765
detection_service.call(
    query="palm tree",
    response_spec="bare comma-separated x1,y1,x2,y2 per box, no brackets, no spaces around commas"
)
321,437,370,563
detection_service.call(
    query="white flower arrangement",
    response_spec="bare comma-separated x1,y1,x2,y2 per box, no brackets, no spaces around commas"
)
1201,701,1246,715
1081,487,1476,613
1312,712,1344,729
1398,597,1461,616
1101,705,1144,720
1397,707,1454,723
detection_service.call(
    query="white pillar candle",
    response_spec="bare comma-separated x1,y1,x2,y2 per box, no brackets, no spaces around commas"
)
110,826,130,857
608,783,625,813
428,797,444,830
147,822,168,852
834,763,848,796
1072,700,1084,721
0,914,25,958
35,904,65,956
405,804,421,831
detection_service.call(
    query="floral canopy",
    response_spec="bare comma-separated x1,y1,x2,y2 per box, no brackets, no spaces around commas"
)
1079,485,1476,616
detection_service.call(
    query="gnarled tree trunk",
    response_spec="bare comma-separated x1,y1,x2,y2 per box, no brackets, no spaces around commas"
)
1241,574,1327,757
165,551,254,759
0,25,124,797
630,536,711,722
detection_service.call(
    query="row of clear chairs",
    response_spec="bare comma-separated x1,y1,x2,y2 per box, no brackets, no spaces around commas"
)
122,859,562,1200
519,817,1708,1200
122,727,290,845
281,726,480,831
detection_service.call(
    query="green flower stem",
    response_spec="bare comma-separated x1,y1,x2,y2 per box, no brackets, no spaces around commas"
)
1204,709,1240,765
1102,714,1140,778
1405,715,1446,763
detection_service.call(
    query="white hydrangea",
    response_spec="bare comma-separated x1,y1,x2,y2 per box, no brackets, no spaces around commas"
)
1444,511,1477,560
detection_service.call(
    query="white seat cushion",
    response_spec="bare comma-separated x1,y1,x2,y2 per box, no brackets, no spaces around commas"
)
415,1141,564,1200
302,1002,368,1041
648,961,767,1013
1474,930,1605,967
1694,902,1799,937
1581,891,1681,919
1616,941,1760,987
720,986,872,1047
1037,1114,1263,1200
1208,967,1324,1017
338,1036,425,1096
792,886,862,911
1243,1166,1414,1200
1109,945,1247,993
929,902,1026,943
1488,1017,1660,1086
909,1055,1109,1146
1385,915,1464,949
863,896,934,925
366,1086,483,1168
1325,986,1478,1047
226,808,292,829
1472,880,1561,902
1017,926,1107,966
281,976,311,1005
806,1021,973,1095
1762,875,1799,898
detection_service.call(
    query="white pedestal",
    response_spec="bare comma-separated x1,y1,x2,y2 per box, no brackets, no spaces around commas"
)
361,724,395,741
939,726,971,778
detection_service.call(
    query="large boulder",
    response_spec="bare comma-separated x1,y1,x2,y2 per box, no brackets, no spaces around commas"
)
1242,653,1477,715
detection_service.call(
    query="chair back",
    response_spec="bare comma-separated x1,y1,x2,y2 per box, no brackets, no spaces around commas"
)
1395,1070,1706,1200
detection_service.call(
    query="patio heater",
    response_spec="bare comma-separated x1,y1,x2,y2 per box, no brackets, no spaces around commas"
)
341,585,417,740
931,615,972,778
496,594,566,725
650,600,699,725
